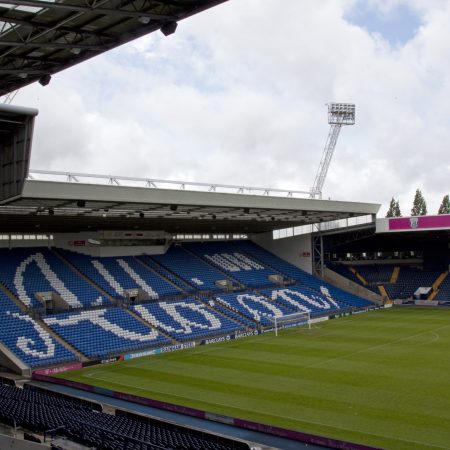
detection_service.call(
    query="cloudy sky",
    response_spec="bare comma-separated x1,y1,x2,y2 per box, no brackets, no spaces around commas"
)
12,0,450,217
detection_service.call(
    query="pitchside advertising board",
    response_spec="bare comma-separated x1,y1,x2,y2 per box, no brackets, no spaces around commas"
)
377,215,450,233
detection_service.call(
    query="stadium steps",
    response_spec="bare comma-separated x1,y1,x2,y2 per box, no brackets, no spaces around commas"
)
34,317,88,362
378,284,389,300
142,254,200,292
390,266,400,283
134,256,189,295
51,248,117,305
349,267,367,285
197,296,255,329
212,296,259,327
428,271,449,300
181,245,246,290
228,244,297,286
126,306,179,344
0,284,27,312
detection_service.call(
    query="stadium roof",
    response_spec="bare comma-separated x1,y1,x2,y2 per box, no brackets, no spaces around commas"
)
0,173,380,233
0,0,228,96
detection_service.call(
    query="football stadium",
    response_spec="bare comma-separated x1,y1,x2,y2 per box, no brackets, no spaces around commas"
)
1,1,450,450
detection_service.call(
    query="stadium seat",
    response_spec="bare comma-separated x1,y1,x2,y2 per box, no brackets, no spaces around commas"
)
0,248,108,309
44,308,170,359
133,298,245,341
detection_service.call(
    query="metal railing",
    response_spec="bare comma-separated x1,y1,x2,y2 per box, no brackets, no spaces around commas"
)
28,169,312,198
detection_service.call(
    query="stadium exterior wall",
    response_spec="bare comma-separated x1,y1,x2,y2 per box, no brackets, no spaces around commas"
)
251,232,312,274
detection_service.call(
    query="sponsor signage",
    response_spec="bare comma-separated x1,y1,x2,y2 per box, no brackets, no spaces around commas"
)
200,330,261,346
310,316,329,324
389,215,450,232
33,362,82,375
124,342,195,361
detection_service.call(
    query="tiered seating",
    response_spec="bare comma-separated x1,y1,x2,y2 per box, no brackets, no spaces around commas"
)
0,382,249,450
261,285,343,316
61,250,179,300
0,290,21,314
186,242,277,288
44,308,170,359
325,262,362,285
152,246,234,291
357,265,394,283
434,275,450,302
0,248,108,309
215,292,293,326
206,298,256,328
231,241,372,308
0,311,75,368
133,299,244,341
137,255,197,294
384,267,440,299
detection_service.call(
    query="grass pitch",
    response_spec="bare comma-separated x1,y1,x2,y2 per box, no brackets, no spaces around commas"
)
56,308,450,449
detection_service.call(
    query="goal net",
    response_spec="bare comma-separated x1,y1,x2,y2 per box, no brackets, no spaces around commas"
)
268,311,311,336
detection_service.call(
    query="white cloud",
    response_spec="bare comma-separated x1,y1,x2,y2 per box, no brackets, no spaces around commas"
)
14,0,450,216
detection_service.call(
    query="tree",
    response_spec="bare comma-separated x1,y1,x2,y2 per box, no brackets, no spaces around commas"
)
411,188,427,216
386,197,402,217
394,200,402,217
438,194,450,215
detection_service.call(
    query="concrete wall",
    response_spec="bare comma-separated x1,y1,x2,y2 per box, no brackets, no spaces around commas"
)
251,232,313,274
323,268,383,304
0,343,29,377
0,434,47,449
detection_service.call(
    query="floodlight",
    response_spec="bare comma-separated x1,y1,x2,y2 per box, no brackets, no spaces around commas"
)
48,208,54,215
160,21,177,36
38,74,51,86
328,103,355,125
170,204,178,211
76,200,85,208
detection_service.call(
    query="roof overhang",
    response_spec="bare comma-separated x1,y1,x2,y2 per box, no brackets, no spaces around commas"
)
0,0,228,96
0,179,380,234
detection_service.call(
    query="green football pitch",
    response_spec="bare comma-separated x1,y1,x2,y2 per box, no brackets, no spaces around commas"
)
56,308,450,450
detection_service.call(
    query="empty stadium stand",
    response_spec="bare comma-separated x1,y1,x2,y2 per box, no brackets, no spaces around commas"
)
0,241,375,372
44,307,170,359
0,248,109,309
151,245,238,292
186,242,278,288
59,250,181,301
325,261,450,302
133,299,245,342
0,381,249,450
0,310,76,368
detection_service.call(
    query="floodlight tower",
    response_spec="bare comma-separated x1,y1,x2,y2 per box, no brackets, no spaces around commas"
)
310,103,355,199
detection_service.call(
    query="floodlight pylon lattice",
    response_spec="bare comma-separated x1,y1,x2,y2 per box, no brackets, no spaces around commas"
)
310,103,355,199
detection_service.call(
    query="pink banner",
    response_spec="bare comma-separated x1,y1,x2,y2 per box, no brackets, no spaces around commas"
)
389,215,450,231
33,362,82,376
